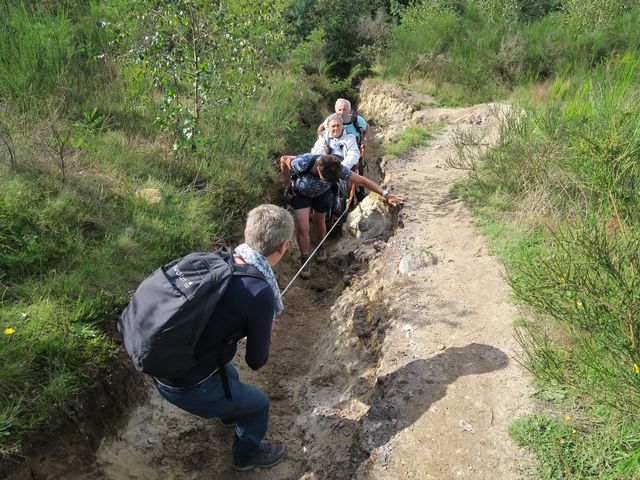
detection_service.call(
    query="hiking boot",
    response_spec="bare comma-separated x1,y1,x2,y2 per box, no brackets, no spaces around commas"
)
300,255,311,279
233,442,286,471
316,245,327,263
216,418,235,428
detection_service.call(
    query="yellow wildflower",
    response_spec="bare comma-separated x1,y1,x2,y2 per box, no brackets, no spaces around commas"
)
3,328,15,335
633,363,640,374
572,428,577,435
575,300,584,310
564,415,571,422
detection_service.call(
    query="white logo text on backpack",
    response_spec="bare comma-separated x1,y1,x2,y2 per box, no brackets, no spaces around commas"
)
173,266,194,289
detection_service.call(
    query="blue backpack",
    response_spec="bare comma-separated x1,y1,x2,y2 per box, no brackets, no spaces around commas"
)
117,248,264,380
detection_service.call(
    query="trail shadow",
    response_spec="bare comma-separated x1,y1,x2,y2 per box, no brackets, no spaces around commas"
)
360,343,509,452
308,343,509,478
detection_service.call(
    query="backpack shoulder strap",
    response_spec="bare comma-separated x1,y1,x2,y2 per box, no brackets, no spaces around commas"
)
232,263,266,281
218,248,267,281
323,130,331,147
306,156,317,173
351,110,363,137
292,155,317,179
290,155,322,187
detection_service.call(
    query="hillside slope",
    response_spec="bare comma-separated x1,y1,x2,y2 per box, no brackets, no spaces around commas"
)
6,81,535,480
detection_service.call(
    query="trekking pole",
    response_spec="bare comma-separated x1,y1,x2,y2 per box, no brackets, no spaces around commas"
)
281,183,356,297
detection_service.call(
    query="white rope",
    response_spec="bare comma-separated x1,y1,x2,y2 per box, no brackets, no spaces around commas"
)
281,196,353,297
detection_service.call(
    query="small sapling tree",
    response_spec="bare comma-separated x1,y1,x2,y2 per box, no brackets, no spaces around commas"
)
109,0,288,153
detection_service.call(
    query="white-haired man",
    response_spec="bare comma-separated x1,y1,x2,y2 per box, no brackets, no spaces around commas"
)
318,98,369,147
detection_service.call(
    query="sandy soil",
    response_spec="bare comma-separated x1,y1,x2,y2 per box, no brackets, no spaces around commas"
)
5,83,535,480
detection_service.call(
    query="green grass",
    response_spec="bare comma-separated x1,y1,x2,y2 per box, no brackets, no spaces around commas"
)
0,1,109,112
510,408,640,479
384,124,443,156
1,298,119,443
512,316,528,328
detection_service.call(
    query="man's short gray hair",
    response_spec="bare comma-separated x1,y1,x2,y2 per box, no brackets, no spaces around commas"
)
327,113,344,126
244,204,294,256
335,98,351,112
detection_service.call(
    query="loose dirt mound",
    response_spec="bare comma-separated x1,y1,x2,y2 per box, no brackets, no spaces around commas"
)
5,81,534,479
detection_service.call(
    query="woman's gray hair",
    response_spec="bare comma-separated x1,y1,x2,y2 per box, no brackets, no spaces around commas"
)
244,204,294,256
327,113,344,126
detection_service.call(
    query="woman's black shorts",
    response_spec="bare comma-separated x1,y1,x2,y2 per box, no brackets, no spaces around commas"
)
290,188,332,213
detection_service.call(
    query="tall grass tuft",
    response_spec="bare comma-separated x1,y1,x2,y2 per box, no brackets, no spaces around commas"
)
0,1,109,112
0,4,74,109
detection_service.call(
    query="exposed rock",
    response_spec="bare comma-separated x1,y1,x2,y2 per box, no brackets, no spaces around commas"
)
346,193,394,241
398,250,437,275
359,81,416,141
135,188,163,204
412,103,501,128
459,420,474,433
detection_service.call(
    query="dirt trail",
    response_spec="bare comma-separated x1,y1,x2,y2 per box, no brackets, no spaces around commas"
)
13,83,534,479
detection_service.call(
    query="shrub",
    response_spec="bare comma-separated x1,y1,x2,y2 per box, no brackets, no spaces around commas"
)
562,0,636,32
0,4,74,109
308,0,387,77
0,2,109,112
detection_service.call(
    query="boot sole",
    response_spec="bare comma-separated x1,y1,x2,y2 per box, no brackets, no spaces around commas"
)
233,455,285,471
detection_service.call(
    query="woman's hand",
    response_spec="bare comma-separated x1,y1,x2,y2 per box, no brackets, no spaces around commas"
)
386,193,407,206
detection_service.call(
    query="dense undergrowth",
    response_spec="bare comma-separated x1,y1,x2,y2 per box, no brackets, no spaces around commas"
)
377,0,640,477
0,0,391,453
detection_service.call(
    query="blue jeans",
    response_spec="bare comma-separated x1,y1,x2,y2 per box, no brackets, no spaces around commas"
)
154,363,270,462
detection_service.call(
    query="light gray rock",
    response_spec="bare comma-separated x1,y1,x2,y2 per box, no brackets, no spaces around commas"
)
399,250,437,275
346,194,393,241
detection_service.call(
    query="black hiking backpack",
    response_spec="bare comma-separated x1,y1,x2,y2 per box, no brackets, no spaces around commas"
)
117,248,265,379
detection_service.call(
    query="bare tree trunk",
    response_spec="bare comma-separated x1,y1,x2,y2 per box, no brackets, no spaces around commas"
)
49,126,72,187
189,3,200,128
0,120,16,169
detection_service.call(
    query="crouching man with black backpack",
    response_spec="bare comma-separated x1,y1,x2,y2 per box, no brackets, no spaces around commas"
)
121,204,293,471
